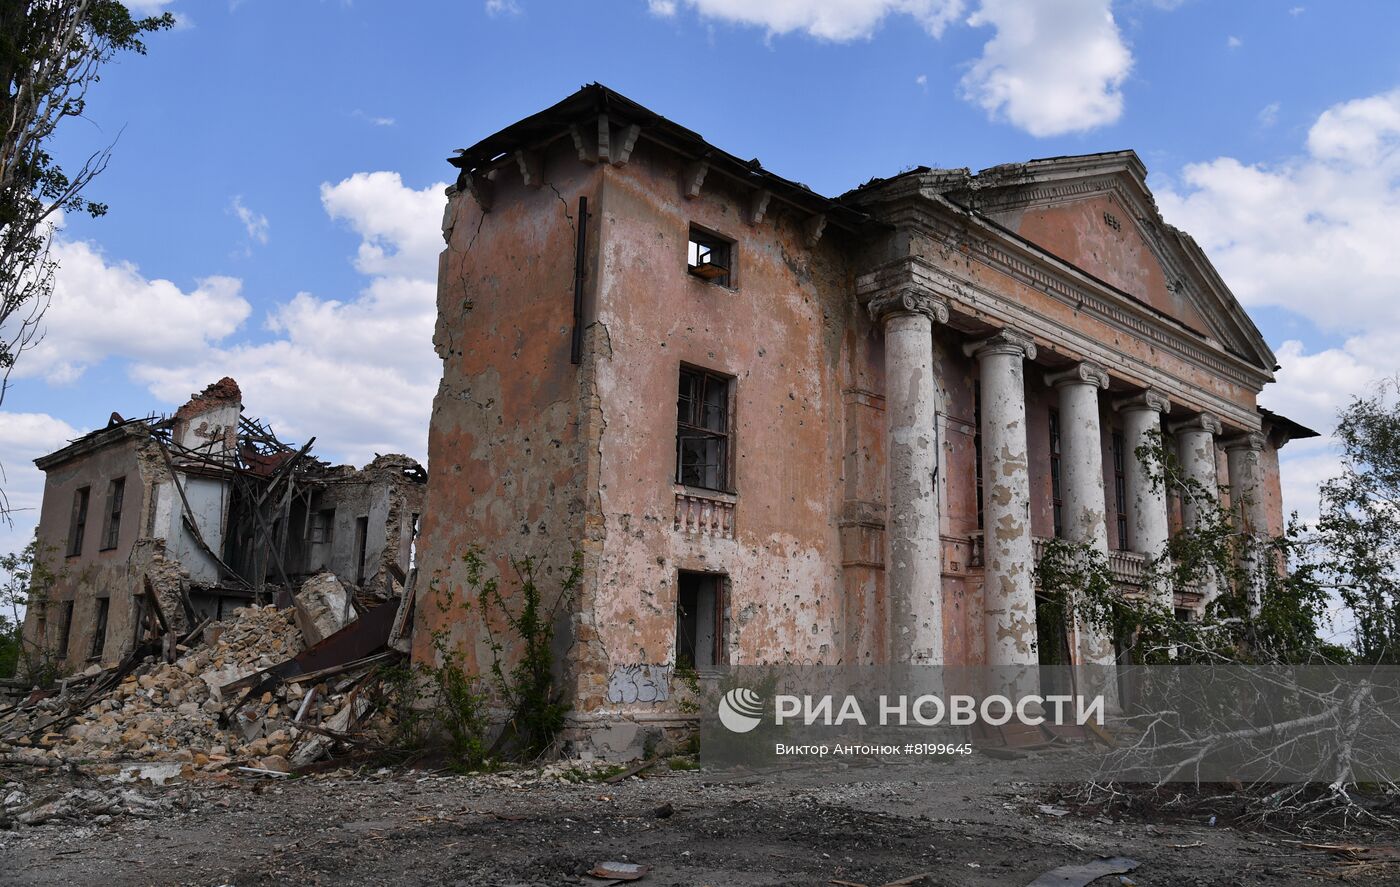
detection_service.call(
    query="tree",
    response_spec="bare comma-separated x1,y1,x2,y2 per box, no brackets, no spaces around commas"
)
0,1,171,518
1311,378,1400,664
0,535,54,680
1035,427,1333,668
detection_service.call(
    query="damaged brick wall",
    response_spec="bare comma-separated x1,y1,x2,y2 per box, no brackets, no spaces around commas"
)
574,138,853,717
411,139,600,679
23,429,169,670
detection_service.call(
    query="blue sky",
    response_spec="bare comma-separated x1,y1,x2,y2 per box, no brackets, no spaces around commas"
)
3,0,1400,569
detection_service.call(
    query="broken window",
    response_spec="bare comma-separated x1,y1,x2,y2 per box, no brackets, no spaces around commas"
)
1049,409,1063,538
676,366,732,492
90,597,110,660
353,516,370,585
676,572,724,671
56,600,74,658
687,225,732,287
67,486,90,557
309,508,336,544
35,599,48,650
100,477,125,551
1112,431,1129,550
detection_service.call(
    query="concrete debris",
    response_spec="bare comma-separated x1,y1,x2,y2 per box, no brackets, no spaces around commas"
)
1025,856,1139,887
0,601,403,781
0,784,178,827
294,572,358,646
588,861,651,881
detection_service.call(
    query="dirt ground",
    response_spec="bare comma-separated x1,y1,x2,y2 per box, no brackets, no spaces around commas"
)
2,760,1397,886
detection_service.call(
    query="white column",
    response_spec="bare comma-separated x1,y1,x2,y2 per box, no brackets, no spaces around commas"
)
870,290,948,664
1046,362,1114,667
1172,414,1223,607
1226,431,1268,617
966,329,1038,668
1116,390,1172,609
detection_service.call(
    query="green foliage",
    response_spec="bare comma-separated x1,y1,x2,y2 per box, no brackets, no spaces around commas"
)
559,763,625,783
414,575,491,770
673,663,701,715
1308,379,1400,663
388,548,582,769
0,534,62,683
1036,427,1332,666
470,547,583,760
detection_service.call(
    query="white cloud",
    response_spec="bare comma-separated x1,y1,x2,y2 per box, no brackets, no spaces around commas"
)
231,195,269,246
11,172,443,470
319,172,446,279
960,0,1131,137
1226,35,1242,49
1157,87,1400,522
352,109,397,127
13,239,250,385
647,1,1131,136
1257,100,1280,127
915,73,928,87
131,172,448,466
485,0,521,15
0,411,83,558
650,0,965,41
1289,5,1305,15
1158,88,1400,334
123,0,178,14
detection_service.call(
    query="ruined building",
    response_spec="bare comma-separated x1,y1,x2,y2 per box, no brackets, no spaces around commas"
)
413,85,1315,753
21,378,426,670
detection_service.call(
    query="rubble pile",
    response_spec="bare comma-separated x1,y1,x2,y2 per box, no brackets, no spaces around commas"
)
0,603,401,776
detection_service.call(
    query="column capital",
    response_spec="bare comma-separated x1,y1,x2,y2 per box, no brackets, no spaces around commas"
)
867,288,949,325
1046,360,1109,390
962,328,1037,361
1170,413,1223,436
1114,388,1171,415
1224,431,1266,452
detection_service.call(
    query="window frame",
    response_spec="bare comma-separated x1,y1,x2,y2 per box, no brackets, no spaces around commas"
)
56,600,74,659
67,486,91,557
675,570,727,673
100,477,126,551
353,515,370,585
89,596,110,661
686,224,735,289
1112,430,1129,550
675,364,736,494
308,508,336,544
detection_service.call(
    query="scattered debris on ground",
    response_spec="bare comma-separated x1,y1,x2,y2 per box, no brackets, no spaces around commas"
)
0,764,1391,886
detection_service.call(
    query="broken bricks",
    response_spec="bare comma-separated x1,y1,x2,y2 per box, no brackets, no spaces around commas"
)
0,600,404,776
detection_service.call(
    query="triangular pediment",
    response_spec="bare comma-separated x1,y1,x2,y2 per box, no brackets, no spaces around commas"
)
943,153,1276,374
